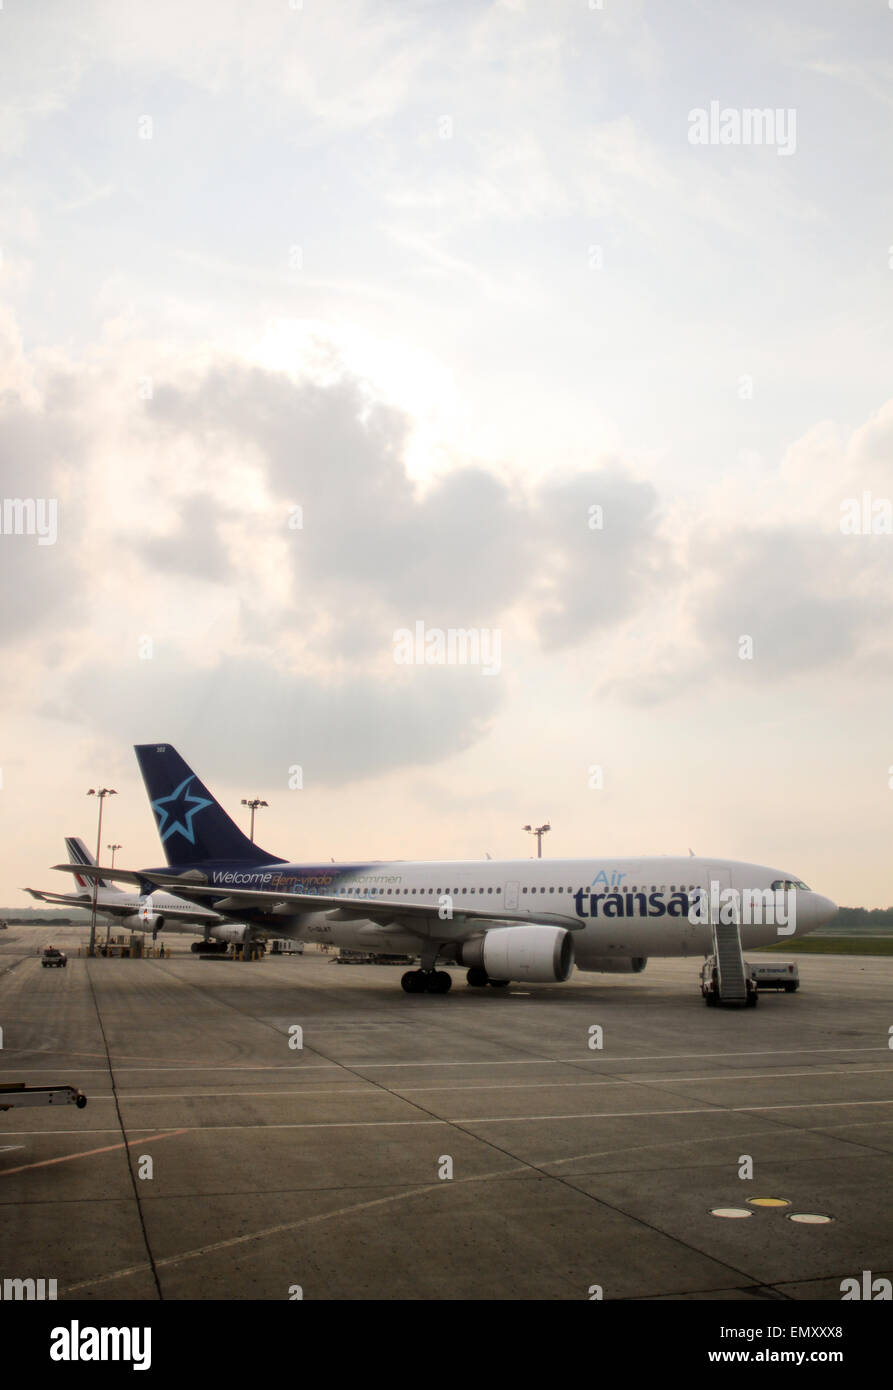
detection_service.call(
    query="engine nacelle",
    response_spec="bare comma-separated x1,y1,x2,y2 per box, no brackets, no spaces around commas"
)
122,910,163,931
575,956,647,974
460,925,574,983
208,924,251,945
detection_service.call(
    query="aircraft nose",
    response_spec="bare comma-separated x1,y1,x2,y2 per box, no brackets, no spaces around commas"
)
813,894,838,927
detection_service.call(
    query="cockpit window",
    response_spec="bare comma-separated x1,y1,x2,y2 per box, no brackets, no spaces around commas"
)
771,878,810,891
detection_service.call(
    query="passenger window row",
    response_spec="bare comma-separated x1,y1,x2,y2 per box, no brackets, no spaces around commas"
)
335,883,701,897
337,886,502,896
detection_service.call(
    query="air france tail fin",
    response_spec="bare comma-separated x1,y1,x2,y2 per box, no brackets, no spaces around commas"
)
134,744,283,866
65,836,115,894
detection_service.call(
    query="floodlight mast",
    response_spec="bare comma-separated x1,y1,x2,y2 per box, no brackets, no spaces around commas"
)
241,798,268,843
523,822,551,858
86,788,117,957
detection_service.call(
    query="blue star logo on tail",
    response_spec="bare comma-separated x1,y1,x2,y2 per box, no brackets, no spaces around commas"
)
151,776,213,846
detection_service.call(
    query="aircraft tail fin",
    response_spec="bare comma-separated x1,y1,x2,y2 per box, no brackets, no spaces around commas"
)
65,836,115,894
134,744,282,866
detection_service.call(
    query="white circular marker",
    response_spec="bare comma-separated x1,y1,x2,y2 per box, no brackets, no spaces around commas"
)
788,1212,833,1224
710,1207,753,1219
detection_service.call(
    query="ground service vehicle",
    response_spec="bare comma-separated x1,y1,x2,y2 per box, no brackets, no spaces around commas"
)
747,960,800,992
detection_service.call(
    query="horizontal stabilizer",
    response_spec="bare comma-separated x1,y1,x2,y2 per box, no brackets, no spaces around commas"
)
52,863,150,888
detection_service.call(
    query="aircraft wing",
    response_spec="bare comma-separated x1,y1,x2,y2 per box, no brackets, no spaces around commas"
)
51,863,584,932
27,886,135,912
24,888,91,908
29,883,220,928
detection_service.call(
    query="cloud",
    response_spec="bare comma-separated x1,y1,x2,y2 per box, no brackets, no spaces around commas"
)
691,527,891,678
44,652,503,787
137,494,234,583
532,467,666,650
0,381,86,641
143,359,666,651
9,328,893,779
5,345,675,776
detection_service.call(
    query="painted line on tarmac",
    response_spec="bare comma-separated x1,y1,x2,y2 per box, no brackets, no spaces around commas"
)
14,1097,893,1139
0,1064,343,1074
0,1130,146,1136
453,1099,893,1125
65,1163,528,1294
3,1047,890,1078
394,1065,893,1093
0,1128,186,1177
105,1088,396,1101
72,1065,893,1101
538,1114,893,1170
350,1047,893,1066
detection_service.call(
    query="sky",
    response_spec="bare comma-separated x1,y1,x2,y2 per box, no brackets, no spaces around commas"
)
2,0,892,908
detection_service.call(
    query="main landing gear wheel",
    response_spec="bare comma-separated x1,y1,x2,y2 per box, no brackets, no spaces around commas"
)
488,979,510,988
466,967,488,988
402,969,451,994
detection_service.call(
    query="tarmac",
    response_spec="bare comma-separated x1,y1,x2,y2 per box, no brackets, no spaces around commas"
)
1,925,892,1301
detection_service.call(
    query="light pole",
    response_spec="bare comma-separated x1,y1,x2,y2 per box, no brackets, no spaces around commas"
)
241,798,268,843
523,822,551,858
104,845,123,951
87,789,116,957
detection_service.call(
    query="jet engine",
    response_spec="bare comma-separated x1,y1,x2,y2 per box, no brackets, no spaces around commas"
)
207,924,252,945
122,898,164,937
459,925,574,983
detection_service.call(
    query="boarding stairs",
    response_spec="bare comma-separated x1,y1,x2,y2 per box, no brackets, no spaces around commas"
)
712,913,748,1004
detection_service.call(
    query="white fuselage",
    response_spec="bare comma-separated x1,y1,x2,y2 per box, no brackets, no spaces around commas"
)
260,855,837,965
31,885,225,935
100,888,223,932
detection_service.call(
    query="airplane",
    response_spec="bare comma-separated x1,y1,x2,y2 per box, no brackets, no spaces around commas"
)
51,744,838,995
28,836,253,952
